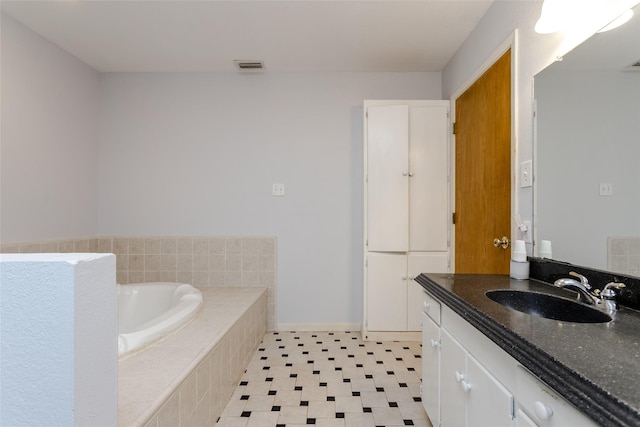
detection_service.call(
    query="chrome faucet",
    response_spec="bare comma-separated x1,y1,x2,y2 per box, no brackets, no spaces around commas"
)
553,272,600,305
554,271,626,311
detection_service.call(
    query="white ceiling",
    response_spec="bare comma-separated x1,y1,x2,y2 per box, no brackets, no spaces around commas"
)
1,0,494,73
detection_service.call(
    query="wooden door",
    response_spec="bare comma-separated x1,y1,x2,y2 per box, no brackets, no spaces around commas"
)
455,49,511,274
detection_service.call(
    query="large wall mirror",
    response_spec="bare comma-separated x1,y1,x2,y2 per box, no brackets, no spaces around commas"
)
534,3,640,277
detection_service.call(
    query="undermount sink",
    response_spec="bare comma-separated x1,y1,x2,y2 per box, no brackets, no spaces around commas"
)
486,290,612,323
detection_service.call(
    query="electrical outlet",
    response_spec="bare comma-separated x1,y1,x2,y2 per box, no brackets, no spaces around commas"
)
272,183,285,196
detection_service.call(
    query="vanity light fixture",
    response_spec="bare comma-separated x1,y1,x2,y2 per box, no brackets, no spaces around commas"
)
535,0,638,34
597,8,633,32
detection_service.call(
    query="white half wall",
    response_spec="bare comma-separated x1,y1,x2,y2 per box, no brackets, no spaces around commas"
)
0,14,101,242
0,253,117,426
98,71,442,324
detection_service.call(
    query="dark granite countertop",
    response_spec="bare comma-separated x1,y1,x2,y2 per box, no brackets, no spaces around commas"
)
415,273,640,427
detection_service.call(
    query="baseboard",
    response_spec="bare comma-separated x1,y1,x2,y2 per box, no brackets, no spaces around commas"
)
361,331,421,342
276,322,361,332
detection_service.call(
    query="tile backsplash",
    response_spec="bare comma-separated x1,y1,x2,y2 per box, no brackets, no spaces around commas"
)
608,237,640,278
1,235,277,330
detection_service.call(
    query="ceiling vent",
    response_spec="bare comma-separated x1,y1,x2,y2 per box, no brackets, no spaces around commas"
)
234,60,265,72
625,59,640,71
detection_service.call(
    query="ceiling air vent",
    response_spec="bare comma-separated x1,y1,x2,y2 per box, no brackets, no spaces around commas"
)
234,60,265,72
625,59,640,71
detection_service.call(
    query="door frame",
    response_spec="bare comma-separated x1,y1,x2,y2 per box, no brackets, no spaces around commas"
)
449,31,518,271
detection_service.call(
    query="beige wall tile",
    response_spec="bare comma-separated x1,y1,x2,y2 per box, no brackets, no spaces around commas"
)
113,238,128,254
241,238,258,254
145,238,162,254
129,254,144,270
98,238,113,253
209,271,226,286
209,238,226,254
129,238,144,254
59,240,75,252
145,254,162,271
88,239,99,251
158,271,177,282
226,272,242,286
226,254,241,271
160,238,177,254
156,393,179,427
177,238,193,254
0,243,20,253
193,238,209,254
258,238,276,255
177,254,193,271
116,271,128,284
145,271,161,282
209,254,226,271
20,243,42,253
192,271,209,287
41,242,60,252
161,254,177,271
177,271,193,284
242,271,259,286
226,238,241,254
74,239,90,252
129,271,144,283
179,373,197,423
193,254,209,270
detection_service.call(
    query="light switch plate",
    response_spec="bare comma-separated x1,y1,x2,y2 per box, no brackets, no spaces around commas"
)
520,161,533,188
599,183,613,196
272,183,285,196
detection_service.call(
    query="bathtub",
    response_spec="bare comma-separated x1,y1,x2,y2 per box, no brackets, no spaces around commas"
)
117,282,203,357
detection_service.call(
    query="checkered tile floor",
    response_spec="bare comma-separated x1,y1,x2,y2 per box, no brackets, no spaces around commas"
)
215,331,431,427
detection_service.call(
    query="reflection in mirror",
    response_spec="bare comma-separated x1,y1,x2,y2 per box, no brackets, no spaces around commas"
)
534,3,640,277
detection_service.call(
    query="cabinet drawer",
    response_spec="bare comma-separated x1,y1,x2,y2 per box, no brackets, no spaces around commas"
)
516,366,596,427
422,291,441,325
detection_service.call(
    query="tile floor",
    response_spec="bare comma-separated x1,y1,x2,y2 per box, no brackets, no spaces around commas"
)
215,331,432,427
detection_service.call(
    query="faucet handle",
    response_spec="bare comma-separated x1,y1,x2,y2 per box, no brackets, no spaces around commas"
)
601,282,626,299
569,271,591,289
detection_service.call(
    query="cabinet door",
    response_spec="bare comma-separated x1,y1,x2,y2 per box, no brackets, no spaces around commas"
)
366,253,407,331
517,409,538,427
466,353,514,427
407,253,448,330
409,104,449,252
422,313,440,426
366,105,409,252
440,329,467,427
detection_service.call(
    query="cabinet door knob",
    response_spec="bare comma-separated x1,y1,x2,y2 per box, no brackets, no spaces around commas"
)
402,171,409,176
455,371,464,382
408,172,414,177
534,401,553,420
430,339,440,348
423,301,429,310
461,380,471,392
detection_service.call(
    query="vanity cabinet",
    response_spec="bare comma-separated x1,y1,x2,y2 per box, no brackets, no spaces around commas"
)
421,289,598,427
363,100,449,338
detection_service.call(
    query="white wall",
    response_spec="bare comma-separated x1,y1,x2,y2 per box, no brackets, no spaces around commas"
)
535,70,640,269
98,72,441,325
0,14,101,242
0,253,117,426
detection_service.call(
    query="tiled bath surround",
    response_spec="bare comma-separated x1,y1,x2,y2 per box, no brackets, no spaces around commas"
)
119,287,268,427
0,235,277,331
608,237,640,278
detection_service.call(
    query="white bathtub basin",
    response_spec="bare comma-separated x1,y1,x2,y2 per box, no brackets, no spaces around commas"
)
117,282,203,357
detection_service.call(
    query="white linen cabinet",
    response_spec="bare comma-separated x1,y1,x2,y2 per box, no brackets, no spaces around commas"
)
363,100,450,340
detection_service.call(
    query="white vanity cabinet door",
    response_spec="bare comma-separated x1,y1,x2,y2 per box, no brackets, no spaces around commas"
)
422,312,440,426
440,328,467,427
366,104,410,252
407,253,447,330
366,253,408,331
466,353,513,427
517,409,538,427
516,366,597,427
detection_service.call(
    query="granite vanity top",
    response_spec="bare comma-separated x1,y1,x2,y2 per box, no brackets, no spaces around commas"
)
415,273,640,427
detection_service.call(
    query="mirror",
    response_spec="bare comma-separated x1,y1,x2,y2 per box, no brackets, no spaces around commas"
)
534,3,640,277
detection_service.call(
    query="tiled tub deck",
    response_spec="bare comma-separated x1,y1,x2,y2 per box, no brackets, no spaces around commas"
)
118,287,268,427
